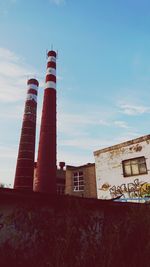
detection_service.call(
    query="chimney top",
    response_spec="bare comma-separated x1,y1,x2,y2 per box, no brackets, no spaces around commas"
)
59,162,65,170
47,50,57,58
27,78,39,86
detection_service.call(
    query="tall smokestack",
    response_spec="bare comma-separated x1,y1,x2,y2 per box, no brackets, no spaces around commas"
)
14,78,39,190
34,50,57,194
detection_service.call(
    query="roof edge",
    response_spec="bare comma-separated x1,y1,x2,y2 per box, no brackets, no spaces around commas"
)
66,163,95,170
94,134,150,156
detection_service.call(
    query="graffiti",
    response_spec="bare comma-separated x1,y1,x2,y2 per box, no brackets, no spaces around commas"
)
129,144,142,152
141,183,150,197
100,179,150,199
110,179,150,198
100,183,111,191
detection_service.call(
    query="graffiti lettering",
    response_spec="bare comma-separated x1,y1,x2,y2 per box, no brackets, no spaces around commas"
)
109,179,150,198
100,179,150,199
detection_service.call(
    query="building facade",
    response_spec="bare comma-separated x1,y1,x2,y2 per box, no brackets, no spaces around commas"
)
56,162,66,195
65,163,97,198
94,134,150,201
34,162,66,195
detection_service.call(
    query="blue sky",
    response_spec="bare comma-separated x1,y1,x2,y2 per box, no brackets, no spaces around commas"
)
0,0,150,186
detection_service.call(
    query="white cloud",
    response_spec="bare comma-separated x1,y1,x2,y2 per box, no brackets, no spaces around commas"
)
0,145,17,186
98,119,110,126
119,103,150,115
57,149,94,167
0,145,17,159
92,131,142,154
58,131,143,165
59,132,140,152
0,47,19,62
0,104,23,119
116,131,141,143
114,120,129,129
57,111,110,137
59,138,99,150
0,47,37,103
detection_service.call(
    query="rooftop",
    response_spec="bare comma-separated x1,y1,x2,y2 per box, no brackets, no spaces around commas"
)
66,163,95,170
94,134,150,156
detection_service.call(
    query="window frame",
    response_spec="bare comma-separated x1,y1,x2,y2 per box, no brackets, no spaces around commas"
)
73,171,84,192
122,156,148,177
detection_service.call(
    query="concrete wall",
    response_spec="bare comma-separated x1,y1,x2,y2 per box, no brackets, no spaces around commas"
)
94,136,150,200
0,189,150,267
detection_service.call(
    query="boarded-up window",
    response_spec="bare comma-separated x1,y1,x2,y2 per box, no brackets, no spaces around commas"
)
122,157,147,177
73,171,84,191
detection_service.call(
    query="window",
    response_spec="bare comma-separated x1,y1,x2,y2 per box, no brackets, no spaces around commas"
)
122,157,147,177
73,171,84,191
57,185,65,195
